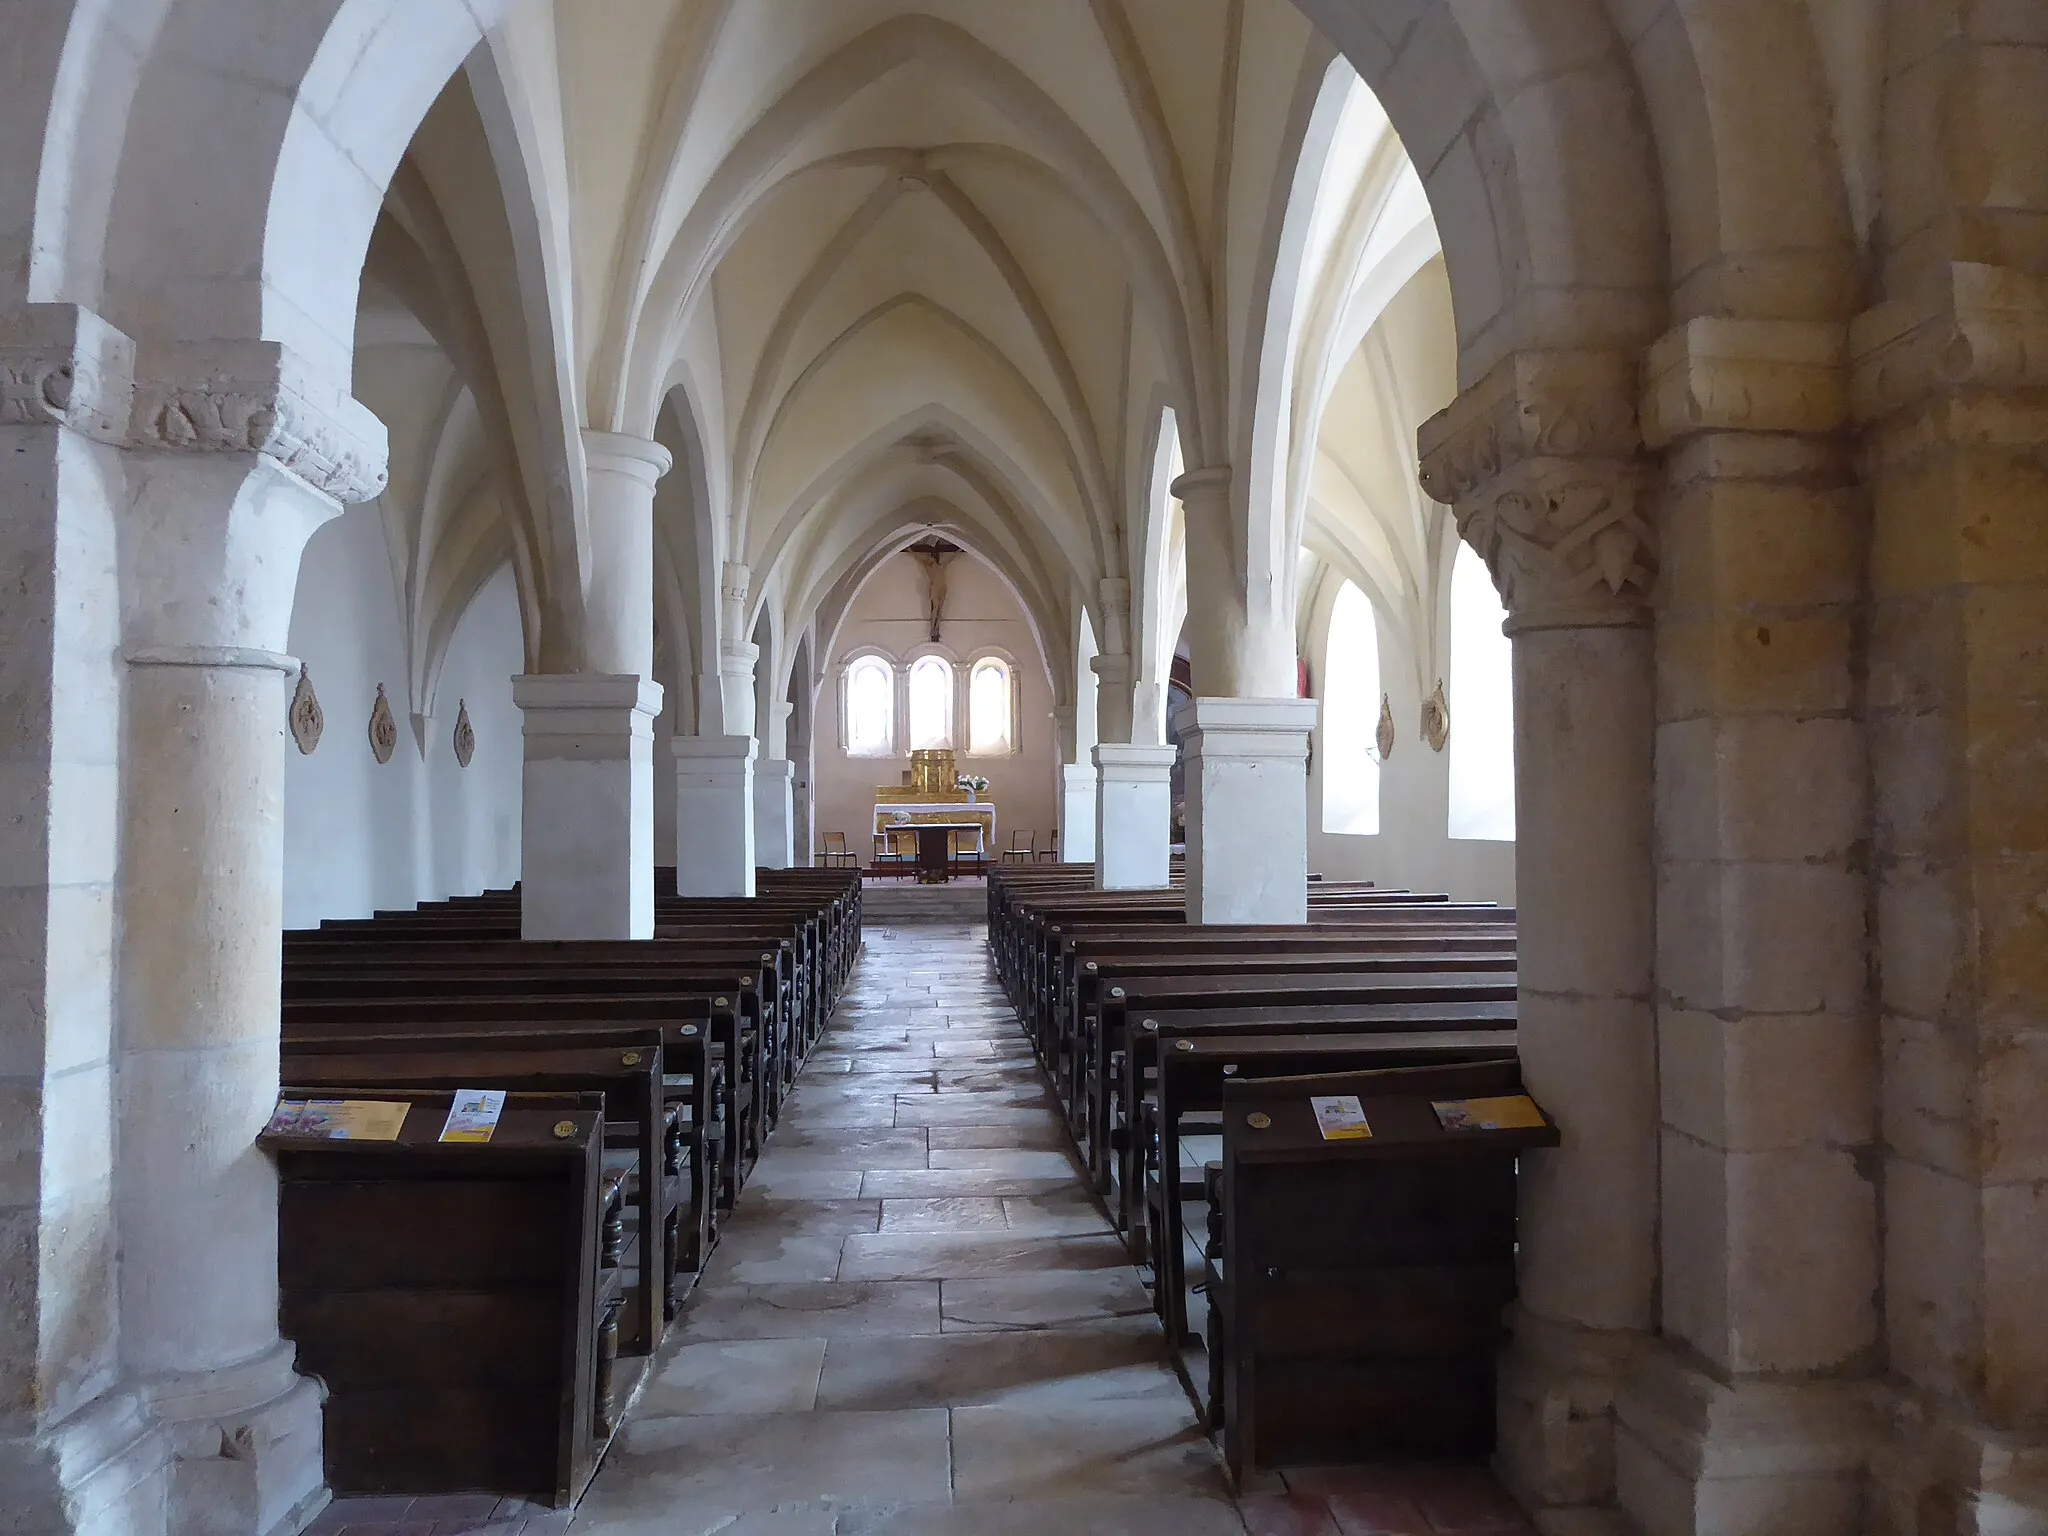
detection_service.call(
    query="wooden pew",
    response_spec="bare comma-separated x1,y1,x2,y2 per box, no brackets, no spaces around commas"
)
277,1034,700,1354
1207,1062,1557,1480
1137,1013,1520,1342
280,978,757,1197
262,1089,619,1507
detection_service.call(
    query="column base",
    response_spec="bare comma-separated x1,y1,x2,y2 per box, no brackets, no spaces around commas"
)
1496,1306,1642,1520
1613,1342,1873,1536
674,736,757,897
143,1343,328,1536
513,675,661,940
1093,745,1175,890
754,758,795,871
1174,697,1316,924
0,1389,171,1536
1869,1391,2048,1536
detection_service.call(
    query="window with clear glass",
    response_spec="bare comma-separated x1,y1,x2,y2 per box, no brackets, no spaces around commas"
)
845,655,894,757
968,658,1013,755
1320,580,1381,836
1448,544,1516,840
908,656,954,749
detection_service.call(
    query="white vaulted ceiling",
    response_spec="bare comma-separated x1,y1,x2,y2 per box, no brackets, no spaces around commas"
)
352,0,1451,712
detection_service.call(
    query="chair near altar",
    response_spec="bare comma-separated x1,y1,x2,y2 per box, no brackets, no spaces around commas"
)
873,750,995,864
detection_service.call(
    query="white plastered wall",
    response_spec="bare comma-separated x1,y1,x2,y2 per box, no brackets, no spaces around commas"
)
1305,572,1514,906
282,507,523,927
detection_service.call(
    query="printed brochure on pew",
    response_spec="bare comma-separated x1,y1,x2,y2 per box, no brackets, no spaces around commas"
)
1310,1094,1373,1140
266,1098,409,1141
1432,1094,1546,1132
439,1088,508,1144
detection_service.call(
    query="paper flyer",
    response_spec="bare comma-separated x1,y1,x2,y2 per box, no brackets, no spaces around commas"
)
439,1088,508,1144
266,1098,408,1141
1432,1094,1546,1132
1310,1094,1373,1141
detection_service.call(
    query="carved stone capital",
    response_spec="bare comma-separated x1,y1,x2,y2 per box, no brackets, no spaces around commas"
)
1418,350,1639,507
0,304,135,442
1851,264,2048,468
1640,318,1848,448
130,342,388,503
1419,351,1653,629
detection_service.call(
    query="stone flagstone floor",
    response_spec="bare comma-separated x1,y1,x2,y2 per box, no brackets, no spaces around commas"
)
313,906,1536,1536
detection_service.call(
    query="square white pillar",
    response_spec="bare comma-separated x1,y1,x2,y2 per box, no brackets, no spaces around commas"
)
513,675,661,940
1093,744,1176,890
754,757,795,871
675,735,757,896
1058,761,1097,864
1176,696,1317,924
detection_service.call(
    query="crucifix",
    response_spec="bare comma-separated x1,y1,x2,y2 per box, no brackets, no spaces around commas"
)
910,539,957,643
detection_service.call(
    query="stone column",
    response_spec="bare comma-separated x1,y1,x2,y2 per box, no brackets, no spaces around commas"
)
674,735,757,896
1170,466,1315,920
513,675,662,940
1175,697,1318,924
580,431,670,676
1417,351,1658,1522
1611,321,1876,1534
754,757,795,870
1093,744,1176,889
0,304,170,1530
118,341,391,1536
1855,264,2048,1533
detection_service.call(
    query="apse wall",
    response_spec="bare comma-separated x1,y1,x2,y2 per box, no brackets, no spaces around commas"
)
281,506,523,928
1305,583,1516,906
814,553,1057,862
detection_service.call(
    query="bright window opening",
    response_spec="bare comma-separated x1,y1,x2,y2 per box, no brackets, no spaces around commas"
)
908,656,954,750
968,658,1014,755
1448,544,1515,840
1320,580,1381,836
846,656,894,757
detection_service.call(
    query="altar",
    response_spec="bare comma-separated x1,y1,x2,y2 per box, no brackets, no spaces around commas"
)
874,749,996,859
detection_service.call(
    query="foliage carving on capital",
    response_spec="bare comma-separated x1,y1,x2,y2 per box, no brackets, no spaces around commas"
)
1416,351,1640,509
0,304,134,441
130,342,388,504
1419,352,1654,625
1455,459,1656,624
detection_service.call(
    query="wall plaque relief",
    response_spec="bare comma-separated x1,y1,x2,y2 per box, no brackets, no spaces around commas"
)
1421,681,1450,753
1375,693,1395,762
368,684,398,764
452,700,476,768
288,664,324,755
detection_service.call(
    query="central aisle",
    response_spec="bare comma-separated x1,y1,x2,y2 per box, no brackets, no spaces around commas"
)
569,904,1535,1536
568,907,1239,1535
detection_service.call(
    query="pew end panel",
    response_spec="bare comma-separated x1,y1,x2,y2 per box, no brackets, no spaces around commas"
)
262,1090,620,1508
1214,1064,1558,1483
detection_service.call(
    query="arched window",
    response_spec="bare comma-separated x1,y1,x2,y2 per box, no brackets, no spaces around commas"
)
908,656,954,750
1320,580,1381,836
968,657,1014,755
1448,544,1515,840
845,655,895,757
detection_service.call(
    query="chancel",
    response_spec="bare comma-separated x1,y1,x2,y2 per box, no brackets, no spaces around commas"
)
4,3,2044,1536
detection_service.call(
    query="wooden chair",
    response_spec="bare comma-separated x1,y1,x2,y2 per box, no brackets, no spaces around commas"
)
1034,831,1059,863
873,830,914,879
1001,829,1035,863
817,832,857,870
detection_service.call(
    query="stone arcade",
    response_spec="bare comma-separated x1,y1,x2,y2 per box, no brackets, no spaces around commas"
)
1,2,2045,1534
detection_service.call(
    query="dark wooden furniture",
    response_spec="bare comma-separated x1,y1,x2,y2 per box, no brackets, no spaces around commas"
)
1209,1062,1557,1479
263,1090,615,1508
